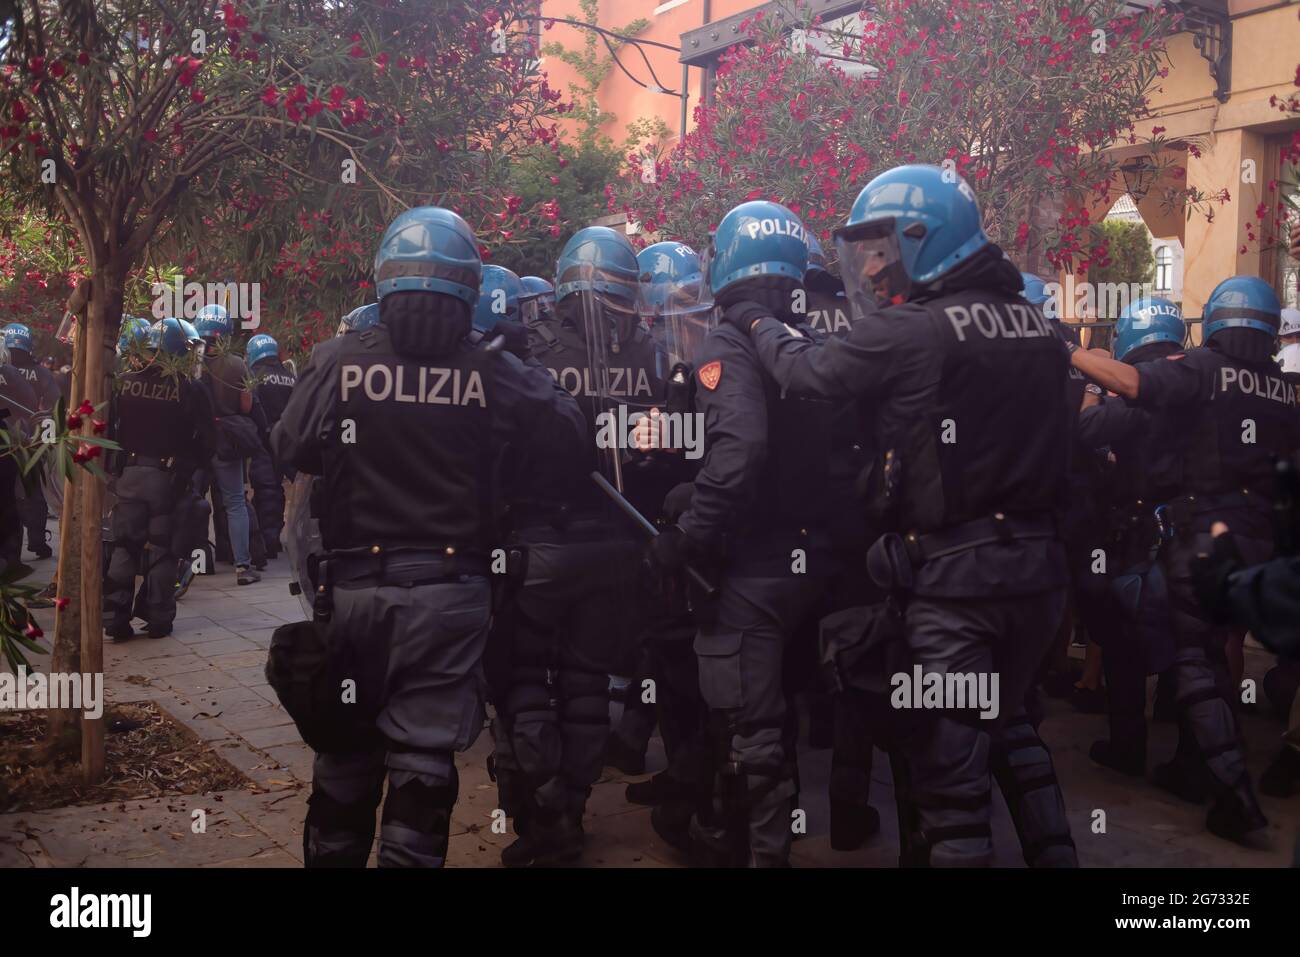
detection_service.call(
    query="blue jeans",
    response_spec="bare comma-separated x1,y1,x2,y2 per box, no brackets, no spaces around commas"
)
211,456,251,568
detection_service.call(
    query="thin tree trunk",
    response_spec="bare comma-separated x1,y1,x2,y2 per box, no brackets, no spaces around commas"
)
41,282,90,762
78,272,122,784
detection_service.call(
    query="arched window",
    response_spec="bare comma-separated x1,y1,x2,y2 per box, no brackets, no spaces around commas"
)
1155,246,1172,293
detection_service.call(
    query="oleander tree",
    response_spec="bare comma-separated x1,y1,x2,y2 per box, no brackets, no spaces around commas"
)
0,0,571,774
611,0,1222,277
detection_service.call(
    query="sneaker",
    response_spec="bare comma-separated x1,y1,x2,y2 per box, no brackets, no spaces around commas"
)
236,565,261,585
27,581,57,609
500,815,584,868
174,563,197,600
28,543,53,560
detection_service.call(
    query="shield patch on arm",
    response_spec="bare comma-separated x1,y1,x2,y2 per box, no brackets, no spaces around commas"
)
698,360,722,391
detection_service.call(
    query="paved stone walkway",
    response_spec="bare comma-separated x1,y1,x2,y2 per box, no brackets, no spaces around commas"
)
2,529,1298,868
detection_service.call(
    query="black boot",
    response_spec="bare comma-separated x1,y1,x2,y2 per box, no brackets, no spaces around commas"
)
500,811,583,867
1090,739,1145,777
830,800,881,851
602,733,646,776
626,771,682,806
1153,758,1212,803
1205,788,1269,848
650,799,694,853
1259,747,1300,798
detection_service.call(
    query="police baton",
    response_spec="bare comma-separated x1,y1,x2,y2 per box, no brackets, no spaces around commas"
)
590,470,718,598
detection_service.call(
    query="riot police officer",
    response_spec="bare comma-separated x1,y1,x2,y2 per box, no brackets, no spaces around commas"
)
1075,297,1186,777
615,240,713,800
473,264,531,360
727,166,1078,867
104,318,216,640
338,303,379,336
246,333,296,558
0,342,39,568
649,201,833,867
3,322,61,559
494,226,662,866
271,206,585,869
803,231,855,336
1070,275,1300,846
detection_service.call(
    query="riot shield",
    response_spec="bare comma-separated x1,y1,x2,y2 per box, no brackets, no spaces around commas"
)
283,471,321,620
578,263,653,493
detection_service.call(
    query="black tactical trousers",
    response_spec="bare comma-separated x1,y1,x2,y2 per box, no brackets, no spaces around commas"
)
501,537,645,824
305,575,491,868
19,480,47,554
899,589,1076,867
1162,516,1272,823
690,574,824,867
103,465,180,633
248,445,285,555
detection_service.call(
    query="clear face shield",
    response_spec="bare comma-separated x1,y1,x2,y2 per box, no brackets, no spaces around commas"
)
642,273,715,372
835,219,911,317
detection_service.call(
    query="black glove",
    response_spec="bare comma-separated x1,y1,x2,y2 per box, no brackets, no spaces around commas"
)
717,300,769,334
662,482,695,523
647,524,691,572
1191,530,1245,625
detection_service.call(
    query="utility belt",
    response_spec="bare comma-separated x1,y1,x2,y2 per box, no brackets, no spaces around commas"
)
509,506,632,544
123,452,179,471
308,544,489,621
904,511,1056,564
868,511,1058,594
1162,488,1268,537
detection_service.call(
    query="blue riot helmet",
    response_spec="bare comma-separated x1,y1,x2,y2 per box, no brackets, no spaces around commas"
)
805,231,831,285
195,303,232,340
519,275,556,326
1113,297,1184,362
555,226,647,344
473,264,525,333
836,164,990,310
147,318,191,356
638,242,705,315
1202,276,1282,340
337,302,379,337
707,201,808,306
2,322,33,355
637,242,713,368
374,206,480,304
246,333,279,367
116,316,151,356
1020,272,1051,307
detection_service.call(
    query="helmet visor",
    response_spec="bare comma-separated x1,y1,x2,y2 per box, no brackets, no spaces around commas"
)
835,219,911,314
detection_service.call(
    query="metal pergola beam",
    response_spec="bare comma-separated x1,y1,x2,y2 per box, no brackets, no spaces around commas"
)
679,0,865,66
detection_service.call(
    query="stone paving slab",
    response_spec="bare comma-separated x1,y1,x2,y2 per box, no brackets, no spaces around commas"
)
4,540,1299,869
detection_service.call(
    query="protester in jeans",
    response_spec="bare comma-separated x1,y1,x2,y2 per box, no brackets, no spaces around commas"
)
195,304,261,586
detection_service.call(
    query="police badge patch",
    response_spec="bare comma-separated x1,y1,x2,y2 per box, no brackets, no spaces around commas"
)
698,360,722,391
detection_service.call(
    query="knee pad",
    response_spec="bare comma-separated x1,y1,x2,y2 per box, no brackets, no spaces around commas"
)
991,718,1076,867
382,766,459,836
